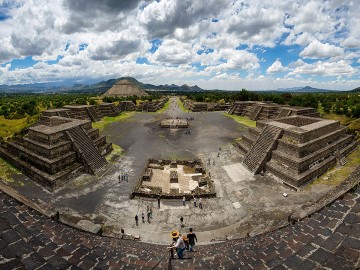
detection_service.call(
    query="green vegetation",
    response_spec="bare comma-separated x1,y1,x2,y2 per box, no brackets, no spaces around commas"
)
177,98,191,112
92,112,136,131
308,146,360,187
223,113,256,127
106,143,124,163
0,115,38,138
0,157,21,183
154,99,171,113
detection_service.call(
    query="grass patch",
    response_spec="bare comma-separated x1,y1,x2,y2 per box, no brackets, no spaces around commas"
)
153,99,171,113
0,157,21,184
307,146,360,188
177,98,191,113
0,115,39,138
322,113,353,125
222,113,256,128
92,112,136,131
106,143,124,162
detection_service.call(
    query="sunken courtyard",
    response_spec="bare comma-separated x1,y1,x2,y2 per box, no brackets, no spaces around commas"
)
0,96,358,247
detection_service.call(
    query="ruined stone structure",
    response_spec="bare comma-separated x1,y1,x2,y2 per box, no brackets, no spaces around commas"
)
132,159,215,199
42,103,119,122
237,116,357,188
160,118,189,128
228,101,320,121
136,98,168,112
103,79,148,97
118,101,136,111
182,99,230,112
0,116,112,190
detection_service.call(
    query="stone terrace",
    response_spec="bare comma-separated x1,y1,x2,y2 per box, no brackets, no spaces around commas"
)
1,177,359,269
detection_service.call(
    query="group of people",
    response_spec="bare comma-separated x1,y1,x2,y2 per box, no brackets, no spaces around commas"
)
134,205,152,226
182,196,203,209
168,228,198,259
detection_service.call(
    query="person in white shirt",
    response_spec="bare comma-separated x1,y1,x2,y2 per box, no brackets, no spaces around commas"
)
168,231,186,259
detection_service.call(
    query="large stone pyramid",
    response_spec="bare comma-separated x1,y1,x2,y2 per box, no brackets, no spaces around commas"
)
103,79,148,97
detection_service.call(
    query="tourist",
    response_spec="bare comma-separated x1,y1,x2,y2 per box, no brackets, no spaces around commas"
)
187,228,198,252
142,212,145,223
149,206,153,218
183,196,186,206
147,209,151,223
193,196,197,207
180,216,184,227
157,196,161,208
168,231,186,259
199,197,203,209
135,214,138,226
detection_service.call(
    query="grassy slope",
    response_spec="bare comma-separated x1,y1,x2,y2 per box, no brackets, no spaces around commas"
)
222,113,257,127
177,98,191,113
92,112,136,131
0,115,39,138
307,146,360,188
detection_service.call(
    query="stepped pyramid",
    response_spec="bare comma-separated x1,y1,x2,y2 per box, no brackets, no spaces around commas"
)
103,79,148,97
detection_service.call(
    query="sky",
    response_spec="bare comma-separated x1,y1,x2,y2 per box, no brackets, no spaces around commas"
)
0,0,359,91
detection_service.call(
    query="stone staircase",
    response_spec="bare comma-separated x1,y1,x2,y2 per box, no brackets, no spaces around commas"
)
66,126,107,174
249,106,263,121
86,107,100,122
243,125,283,174
228,103,237,114
278,108,292,118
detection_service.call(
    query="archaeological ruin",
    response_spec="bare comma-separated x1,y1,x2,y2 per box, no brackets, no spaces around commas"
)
160,118,189,128
132,159,215,199
228,101,320,121
236,115,357,188
0,115,112,190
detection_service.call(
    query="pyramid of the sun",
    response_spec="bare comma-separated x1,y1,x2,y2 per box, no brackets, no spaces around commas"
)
103,79,148,97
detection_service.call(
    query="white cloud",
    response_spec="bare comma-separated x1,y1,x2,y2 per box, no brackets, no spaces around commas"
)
300,40,344,59
266,59,288,74
341,37,360,49
0,0,359,90
289,59,356,77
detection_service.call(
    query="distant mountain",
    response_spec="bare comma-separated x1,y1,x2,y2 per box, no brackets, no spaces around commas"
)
349,86,360,93
274,86,337,93
0,77,204,94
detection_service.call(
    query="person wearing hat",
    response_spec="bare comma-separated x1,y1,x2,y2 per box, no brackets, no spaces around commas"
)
168,230,186,259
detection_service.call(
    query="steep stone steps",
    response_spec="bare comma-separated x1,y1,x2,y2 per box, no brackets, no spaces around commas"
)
66,126,107,173
249,106,262,121
86,107,100,122
243,125,283,174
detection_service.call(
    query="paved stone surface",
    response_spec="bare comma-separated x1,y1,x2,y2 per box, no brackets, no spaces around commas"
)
0,186,359,269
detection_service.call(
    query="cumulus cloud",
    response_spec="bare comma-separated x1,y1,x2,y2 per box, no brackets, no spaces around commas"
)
148,39,193,65
266,59,288,74
0,0,359,90
341,37,360,49
300,40,344,59
205,50,260,73
289,59,356,77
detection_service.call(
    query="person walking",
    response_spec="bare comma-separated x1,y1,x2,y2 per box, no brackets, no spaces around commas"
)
193,196,197,207
135,214,138,226
187,228,198,252
142,212,145,223
182,196,186,206
199,197,203,209
180,216,184,227
158,196,161,208
147,209,151,223
168,231,186,259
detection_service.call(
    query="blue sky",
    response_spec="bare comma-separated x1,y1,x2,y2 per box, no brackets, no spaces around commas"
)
0,0,359,90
